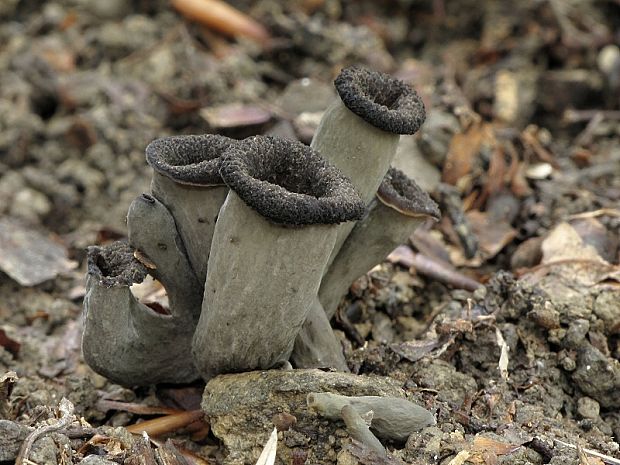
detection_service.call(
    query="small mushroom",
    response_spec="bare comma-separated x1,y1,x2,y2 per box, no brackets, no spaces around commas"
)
319,168,439,319
82,216,202,386
293,168,439,367
311,66,426,270
146,134,235,282
307,392,436,442
191,135,364,380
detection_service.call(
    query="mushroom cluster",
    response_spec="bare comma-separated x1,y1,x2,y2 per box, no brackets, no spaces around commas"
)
82,67,439,386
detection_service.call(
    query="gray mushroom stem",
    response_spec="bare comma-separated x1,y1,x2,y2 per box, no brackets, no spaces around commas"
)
341,405,387,458
191,136,364,380
146,135,234,282
290,297,348,371
307,392,435,442
127,194,203,321
82,229,202,385
292,168,439,366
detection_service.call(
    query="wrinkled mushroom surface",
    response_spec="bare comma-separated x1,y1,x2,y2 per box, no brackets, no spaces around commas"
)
219,135,365,225
335,66,426,135
146,134,232,186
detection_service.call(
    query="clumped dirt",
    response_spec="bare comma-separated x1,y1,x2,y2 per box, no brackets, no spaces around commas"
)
1,0,619,464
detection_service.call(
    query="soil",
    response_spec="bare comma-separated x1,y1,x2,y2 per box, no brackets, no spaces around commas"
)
1,1,619,464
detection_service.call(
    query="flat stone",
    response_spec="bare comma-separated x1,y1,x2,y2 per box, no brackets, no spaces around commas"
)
0,217,76,286
0,420,30,462
203,369,404,465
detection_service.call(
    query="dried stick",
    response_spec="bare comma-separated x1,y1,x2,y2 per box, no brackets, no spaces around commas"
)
170,0,269,43
16,398,75,465
126,410,205,437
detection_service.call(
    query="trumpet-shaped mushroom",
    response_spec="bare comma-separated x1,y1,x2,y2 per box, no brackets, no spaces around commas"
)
192,135,364,380
292,68,427,370
320,168,440,318
293,168,439,367
146,134,235,282
82,196,203,386
307,392,436,442
311,66,426,269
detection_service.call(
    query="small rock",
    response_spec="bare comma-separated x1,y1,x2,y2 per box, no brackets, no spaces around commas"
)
593,291,620,332
10,188,51,223
577,397,600,420
200,103,272,130
563,319,590,349
572,343,620,408
0,217,77,286
528,301,560,329
78,455,119,465
203,369,404,465
0,420,30,462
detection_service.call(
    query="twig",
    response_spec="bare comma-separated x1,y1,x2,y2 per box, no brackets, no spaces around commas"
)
563,109,620,123
97,398,181,415
170,0,269,43
16,398,75,465
555,439,620,465
409,253,482,291
574,112,605,147
566,209,620,220
126,410,205,437
341,405,387,459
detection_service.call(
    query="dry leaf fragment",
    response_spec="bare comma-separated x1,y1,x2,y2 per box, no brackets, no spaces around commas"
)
442,124,486,185
0,217,77,287
390,339,441,362
171,0,269,43
134,250,157,269
472,436,520,455
466,210,517,261
447,450,471,465
495,328,510,380
0,330,20,358
255,428,278,465
200,103,272,129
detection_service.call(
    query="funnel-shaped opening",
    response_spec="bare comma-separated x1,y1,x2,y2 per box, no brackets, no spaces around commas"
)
146,134,235,186
377,168,440,219
219,136,365,225
335,67,426,135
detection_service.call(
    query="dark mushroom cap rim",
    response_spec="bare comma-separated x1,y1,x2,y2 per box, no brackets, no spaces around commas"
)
334,66,426,135
219,136,365,225
87,241,148,288
146,134,234,186
377,168,440,220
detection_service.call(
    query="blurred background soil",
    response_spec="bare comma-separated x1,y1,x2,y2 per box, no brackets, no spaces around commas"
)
0,0,619,464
